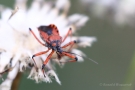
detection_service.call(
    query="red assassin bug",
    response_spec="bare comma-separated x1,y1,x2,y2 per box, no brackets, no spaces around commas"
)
29,24,77,76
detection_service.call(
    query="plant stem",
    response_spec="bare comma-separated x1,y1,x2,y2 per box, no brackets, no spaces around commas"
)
11,72,22,90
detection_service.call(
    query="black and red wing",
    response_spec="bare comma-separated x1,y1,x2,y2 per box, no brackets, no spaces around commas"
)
38,24,60,41
38,25,53,36
49,24,59,35
38,26,49,42
38,24,59,35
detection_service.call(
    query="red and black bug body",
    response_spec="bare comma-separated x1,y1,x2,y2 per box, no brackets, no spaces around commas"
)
29,24,77,77
38,25,62,52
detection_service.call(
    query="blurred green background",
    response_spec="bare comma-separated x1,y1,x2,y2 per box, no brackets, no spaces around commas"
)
1,0,135,90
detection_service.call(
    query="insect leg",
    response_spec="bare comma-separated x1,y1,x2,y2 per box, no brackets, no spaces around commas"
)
32,49,50,71
62,28,72,43
60,52,78,63
57,40,76,64
62,40,76,48
29,28,45,46
42,50,54,77
62,40,77,52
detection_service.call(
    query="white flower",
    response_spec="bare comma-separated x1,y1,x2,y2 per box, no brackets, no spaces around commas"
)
0,0,96,89
80,0,135,26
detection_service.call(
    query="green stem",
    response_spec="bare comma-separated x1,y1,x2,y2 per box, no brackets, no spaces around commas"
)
121,52,135,90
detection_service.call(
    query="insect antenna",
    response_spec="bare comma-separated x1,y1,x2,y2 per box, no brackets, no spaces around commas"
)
64,51,98,64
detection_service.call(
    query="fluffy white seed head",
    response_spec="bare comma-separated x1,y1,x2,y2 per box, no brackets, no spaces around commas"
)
0,0,96,89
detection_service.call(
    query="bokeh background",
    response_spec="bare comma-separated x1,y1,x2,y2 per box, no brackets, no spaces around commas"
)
1,0,135,90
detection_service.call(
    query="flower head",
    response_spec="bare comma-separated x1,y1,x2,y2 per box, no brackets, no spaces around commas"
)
0,0,96,89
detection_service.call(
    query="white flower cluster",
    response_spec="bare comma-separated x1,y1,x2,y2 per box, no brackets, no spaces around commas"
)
0,0,96,89
80,0,135,26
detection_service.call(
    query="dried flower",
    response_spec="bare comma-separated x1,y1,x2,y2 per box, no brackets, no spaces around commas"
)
0,0,96,89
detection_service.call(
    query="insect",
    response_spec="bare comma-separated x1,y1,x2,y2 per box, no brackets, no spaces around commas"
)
29,24,78,76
